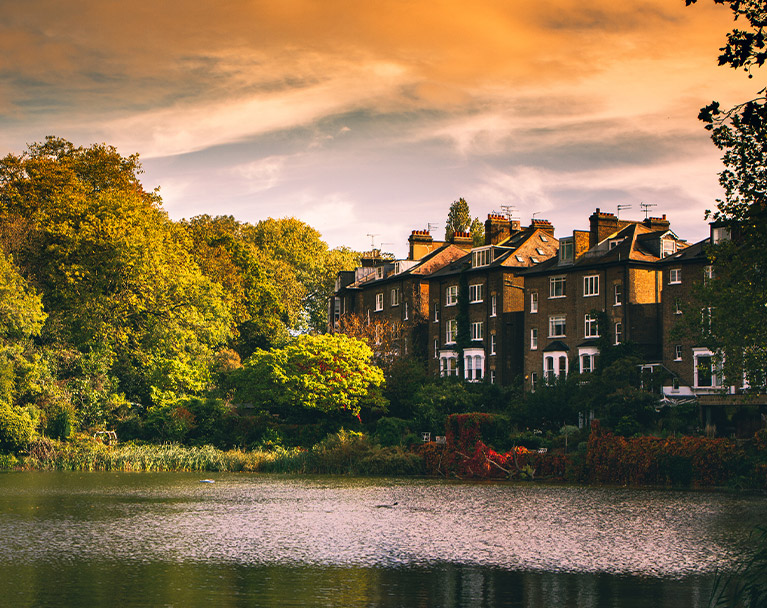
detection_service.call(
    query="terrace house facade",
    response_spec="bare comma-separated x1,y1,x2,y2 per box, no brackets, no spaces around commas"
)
428,215,559,385
521,209,686,391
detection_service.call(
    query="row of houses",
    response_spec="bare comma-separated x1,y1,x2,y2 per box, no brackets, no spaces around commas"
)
328,208,760,431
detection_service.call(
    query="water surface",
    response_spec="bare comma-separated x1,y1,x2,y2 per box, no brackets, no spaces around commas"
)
0,472,762,607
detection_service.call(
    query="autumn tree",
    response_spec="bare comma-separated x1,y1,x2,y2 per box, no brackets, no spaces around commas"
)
0,137,232,411
687,0,767,390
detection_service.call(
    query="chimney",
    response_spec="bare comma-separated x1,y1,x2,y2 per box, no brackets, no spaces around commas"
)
450,230,473,249
408,230,434,260
360,249,383,267
484,214,511,245
589,208,619,248
530,218,554,236
643,214,670,233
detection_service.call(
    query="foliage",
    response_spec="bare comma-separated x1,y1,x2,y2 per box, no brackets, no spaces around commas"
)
337,312,404,373
686,0,767,391
445,198,471,240
228,334,385,419
0,402,36,452
470,217,485,246
709,525,767,608
0,138,233,408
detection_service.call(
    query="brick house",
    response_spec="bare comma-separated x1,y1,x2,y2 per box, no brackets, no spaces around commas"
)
427,216,559,384
328,231,472,359
521,209,686,391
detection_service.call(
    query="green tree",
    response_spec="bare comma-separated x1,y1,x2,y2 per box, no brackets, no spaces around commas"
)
445,198,471,240
687,0,767,391
227,334,385,419
0,138,232,411
470,217,485,246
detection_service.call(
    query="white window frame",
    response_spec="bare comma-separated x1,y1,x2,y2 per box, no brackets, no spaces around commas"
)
375,293,384,311
445,285,458,306
434,302,440,322
614,322,622,345
491,294,497,317
469,283,484,303
549,276,566,298
434,339,439,359
404,301,409,320
549,315,566,338
584,314,599,338
579,347,598,375
674,298,682,315
614,283,623,306
544,352,569,381
463,348,485,381
472,248,491,268
583,275,599,297
674,344,682,361
693,348,721,388
662,238,676,257
446,319,457,344
530,292,538,313
470,321,484,341
440,352,458,377
559,239,573,262
669,268,681,284
391,288,400,306
530,328,538,350
490,333,497,355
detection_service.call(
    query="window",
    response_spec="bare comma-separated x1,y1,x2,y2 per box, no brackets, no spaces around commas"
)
530,292,538,313
549,315,566,338
559,238,573,262
530,257,539,264
446,319,457,344
614,283,623,306
464,351,485,381
472,248,490,268
375,293,383,311
404,301,409,320
490,370,496,384
530,372,538,391
674,344,682,361
583,275,599,297
584,314,599,338
544,352,569,380
549,276,566,298
540,233,549,242
490,334,497,354
445,285,458,306
470,322,484,341
530,328,538,350
376,266,384,280
614,322,622,345
434,302,440,322
536,248,544,255
491,294,497,317
609,238,624,250
694,351,721,388
581,353,596,374
440,355,458,377
674,298,682,315
669,268,681,284
662,238,676,257
434,339,439,359
469,284,484,303
391,288,400,306
704,266,714,283
515,255,524,263
712,226,730,244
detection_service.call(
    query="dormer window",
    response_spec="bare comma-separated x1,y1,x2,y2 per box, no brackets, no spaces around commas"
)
376,266,384,280
609,238,624,250
540,234,549,242
559,238,573,262
662,238,676,257
530,257,539,264
472,248,491,268
712,226,731,244
515,255,524,263
536,248,544,255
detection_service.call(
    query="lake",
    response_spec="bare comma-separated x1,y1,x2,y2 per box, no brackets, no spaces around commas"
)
0,472,763,607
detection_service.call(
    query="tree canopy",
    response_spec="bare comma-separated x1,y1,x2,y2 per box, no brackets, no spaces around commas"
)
688,0,767,391
227,334,385,419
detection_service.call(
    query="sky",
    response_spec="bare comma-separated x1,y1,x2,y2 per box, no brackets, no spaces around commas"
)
0,0,759,258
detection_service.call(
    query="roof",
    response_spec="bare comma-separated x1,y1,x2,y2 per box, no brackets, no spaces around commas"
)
543,340,570,352
522,223,682,276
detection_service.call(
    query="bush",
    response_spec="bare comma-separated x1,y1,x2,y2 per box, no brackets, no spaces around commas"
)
0,403,36,452
375,417,414,447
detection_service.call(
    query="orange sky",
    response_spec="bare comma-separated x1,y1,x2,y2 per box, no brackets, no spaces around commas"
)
0,0,759,254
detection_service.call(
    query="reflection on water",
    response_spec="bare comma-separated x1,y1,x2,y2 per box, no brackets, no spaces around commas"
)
0,472,762,607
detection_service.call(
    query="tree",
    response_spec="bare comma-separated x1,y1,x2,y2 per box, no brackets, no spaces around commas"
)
687,0,767,391
445,198,471,240
470,217,485,246
227,334,385,419
0,138,233,411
